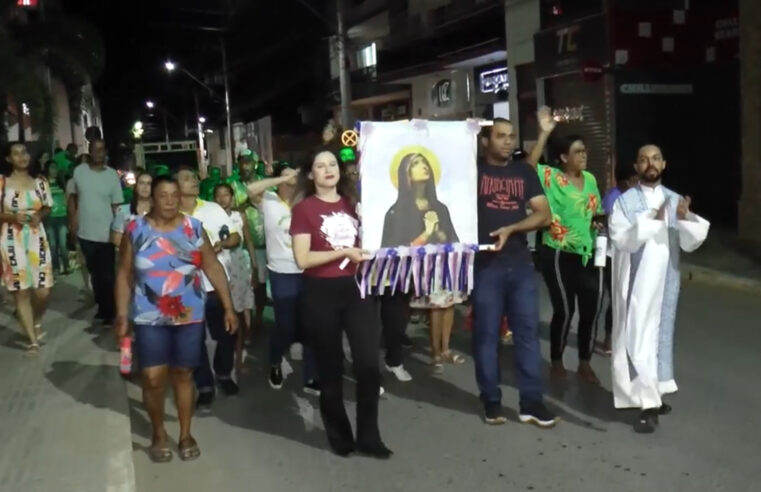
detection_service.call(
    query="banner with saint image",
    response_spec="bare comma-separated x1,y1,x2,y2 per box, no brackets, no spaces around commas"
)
356,120,480,298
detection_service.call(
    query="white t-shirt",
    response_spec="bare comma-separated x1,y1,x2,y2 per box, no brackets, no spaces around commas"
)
261,190,302,274
190,199,234,292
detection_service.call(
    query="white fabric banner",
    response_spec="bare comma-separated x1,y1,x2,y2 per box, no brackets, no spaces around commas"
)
358,120,479,251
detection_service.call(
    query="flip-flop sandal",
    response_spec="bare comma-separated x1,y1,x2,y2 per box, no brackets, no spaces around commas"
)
431,356,444,375
178,438,200,461
441,352,465,364
24,343,40,357
149,443,173,463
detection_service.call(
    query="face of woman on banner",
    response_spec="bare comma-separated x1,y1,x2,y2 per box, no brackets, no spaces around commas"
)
408,155,432,183
310,150,340,189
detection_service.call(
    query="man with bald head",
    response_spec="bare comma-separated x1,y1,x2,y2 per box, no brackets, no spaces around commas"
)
608,144,710,433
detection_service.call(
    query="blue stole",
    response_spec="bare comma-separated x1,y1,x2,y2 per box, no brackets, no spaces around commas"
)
617,185,681,382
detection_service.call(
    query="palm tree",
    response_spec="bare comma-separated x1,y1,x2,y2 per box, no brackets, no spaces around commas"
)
1,0,104,145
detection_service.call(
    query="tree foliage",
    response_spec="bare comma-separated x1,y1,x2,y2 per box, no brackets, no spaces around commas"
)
1,3,105,144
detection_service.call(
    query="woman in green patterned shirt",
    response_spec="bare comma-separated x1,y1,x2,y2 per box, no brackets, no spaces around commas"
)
534,134,604,386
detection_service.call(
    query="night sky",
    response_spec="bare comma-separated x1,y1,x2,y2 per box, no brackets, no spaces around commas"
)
60,0,330,144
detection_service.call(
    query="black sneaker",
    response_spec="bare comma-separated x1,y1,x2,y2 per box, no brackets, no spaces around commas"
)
304,380,320,396
484,402,507,425
196,391,214,410
269,366,283,389
218,378,239,396
519,402,559,428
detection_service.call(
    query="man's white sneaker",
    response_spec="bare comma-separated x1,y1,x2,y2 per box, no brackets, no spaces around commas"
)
385,364,412,382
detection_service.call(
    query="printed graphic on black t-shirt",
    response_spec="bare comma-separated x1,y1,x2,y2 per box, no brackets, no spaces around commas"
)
477,159,544,256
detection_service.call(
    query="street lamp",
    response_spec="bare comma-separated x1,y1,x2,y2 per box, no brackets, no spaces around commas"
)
145,100,155,109
163,50,233,175
198,116,206,123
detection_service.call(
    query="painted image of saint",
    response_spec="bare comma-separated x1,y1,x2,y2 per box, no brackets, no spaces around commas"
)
381,152,459,247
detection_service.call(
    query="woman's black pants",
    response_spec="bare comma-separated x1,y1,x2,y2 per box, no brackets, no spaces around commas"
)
302,276,383,451
538,244,604,362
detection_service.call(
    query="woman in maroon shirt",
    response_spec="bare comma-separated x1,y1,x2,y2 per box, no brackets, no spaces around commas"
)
290,148,391,459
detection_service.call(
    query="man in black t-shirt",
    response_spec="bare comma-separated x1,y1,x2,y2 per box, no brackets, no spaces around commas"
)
472,118,558,427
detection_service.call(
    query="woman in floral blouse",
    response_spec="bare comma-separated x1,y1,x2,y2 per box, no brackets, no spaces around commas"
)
535,134,604,386
114,175,237,463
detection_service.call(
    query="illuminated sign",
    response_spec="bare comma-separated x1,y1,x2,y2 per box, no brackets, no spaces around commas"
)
431,80,453,107
620,84,693,95
479,67,509,94
17,0,39,6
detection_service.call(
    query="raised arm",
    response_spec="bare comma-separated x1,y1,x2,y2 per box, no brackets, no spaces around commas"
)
246,175,295,202
526,106,557,169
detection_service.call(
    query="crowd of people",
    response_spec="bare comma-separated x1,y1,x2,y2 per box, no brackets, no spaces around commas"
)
0,107,708,461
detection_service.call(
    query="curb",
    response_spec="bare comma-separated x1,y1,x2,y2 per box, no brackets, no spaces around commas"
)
681,262,761,295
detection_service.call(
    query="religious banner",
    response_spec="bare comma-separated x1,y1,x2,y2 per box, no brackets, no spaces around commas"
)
356,120,481,298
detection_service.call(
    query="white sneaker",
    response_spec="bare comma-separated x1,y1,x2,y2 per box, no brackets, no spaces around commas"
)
281,358,294,378
379,385,385,397
385,364,412,382
290,343,303,361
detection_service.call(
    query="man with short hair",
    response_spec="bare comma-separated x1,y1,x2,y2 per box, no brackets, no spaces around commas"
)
69,138,123,324
175,167,242,408
609,144,709,433
472,118,557,427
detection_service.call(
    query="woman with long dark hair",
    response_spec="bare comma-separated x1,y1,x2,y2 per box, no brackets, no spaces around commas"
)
380,153,458,248
111,171,152,247
0,142,55,355
43,159,70,275
290,148,390,458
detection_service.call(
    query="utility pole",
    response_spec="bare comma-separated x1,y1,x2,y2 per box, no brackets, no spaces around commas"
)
162,108,169,143
336,0,352,129
738,0,761,243
195,92,207,178
221,37,233,177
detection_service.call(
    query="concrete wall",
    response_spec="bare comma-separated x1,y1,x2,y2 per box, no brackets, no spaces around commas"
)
405,69,474,119
505,0,540,137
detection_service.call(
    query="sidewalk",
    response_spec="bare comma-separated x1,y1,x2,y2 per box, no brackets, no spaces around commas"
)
0,275,135,492
680,227,761,293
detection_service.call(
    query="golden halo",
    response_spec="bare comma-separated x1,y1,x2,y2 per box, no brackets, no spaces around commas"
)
389,146,442,189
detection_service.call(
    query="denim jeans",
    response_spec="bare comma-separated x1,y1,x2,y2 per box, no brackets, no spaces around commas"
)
44,216,69,273
193,291,236,394
269,270,317,383
472,256,544,405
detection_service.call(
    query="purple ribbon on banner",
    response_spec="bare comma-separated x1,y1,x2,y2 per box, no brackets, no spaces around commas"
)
373,249,389,295
387,248,401,295
359,256,374,298
411,247,425,297
442,243,454,291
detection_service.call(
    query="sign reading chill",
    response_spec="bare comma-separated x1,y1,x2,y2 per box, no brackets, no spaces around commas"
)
356,120,480,297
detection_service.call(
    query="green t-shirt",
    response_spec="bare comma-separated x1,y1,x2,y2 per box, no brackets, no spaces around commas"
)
49,182,67,218
537,164,602,264
244,204,266,249
228,178,248,208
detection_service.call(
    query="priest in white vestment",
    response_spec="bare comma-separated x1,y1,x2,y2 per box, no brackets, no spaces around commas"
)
608,144,710,433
